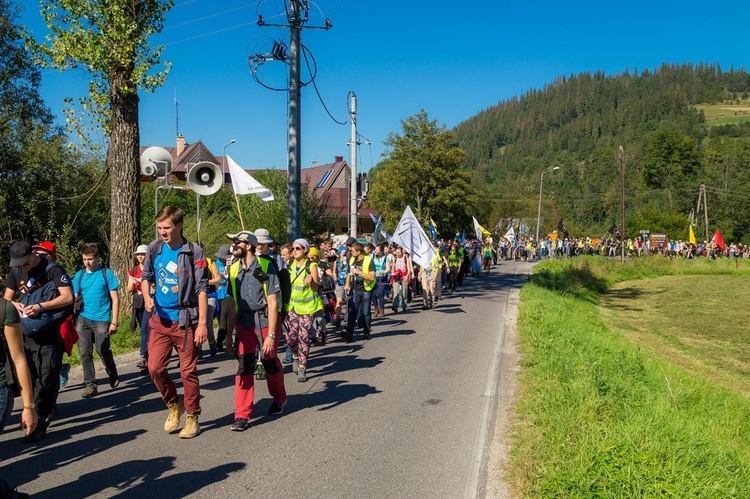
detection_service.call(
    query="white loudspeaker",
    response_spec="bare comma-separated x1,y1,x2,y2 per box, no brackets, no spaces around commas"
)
140,146,173,177
187,161,222,196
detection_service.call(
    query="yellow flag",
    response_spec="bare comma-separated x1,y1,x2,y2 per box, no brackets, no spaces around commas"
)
478,223,491,237
689,225,697,245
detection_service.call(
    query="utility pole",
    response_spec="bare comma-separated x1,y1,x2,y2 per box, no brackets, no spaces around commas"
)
619,146,625,264
255,2,331,241
349,92,358,238
696,184,709,242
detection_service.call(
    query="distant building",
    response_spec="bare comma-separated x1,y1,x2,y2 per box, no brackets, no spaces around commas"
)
140,138,376,236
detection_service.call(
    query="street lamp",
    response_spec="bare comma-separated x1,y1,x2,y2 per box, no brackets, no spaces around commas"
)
536,166,560,243
223,139,236,186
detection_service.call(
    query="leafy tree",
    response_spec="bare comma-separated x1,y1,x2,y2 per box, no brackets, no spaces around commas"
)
642,127,700,210
367,110,475,235
0,0,108,278
26,0,173,308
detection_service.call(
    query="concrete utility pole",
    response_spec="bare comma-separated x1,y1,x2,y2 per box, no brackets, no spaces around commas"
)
349,92,358,238
256,1,331,241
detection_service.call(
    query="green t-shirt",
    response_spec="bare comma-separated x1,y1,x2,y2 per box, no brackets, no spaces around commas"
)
0,300,21,389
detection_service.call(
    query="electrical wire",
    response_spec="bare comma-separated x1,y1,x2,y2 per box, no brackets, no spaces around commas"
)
164,4,257,30
301,44,348,125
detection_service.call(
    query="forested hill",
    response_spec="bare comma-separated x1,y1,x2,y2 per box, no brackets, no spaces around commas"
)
454,63,750,243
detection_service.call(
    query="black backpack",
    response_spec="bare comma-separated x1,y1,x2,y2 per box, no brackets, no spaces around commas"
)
320,272,336,293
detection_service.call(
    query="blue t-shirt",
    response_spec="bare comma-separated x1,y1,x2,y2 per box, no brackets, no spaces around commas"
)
215,259,228,301
73,267,119,323
154,244,181,321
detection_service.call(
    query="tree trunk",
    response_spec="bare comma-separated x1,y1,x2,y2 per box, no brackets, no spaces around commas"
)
107,68,141,319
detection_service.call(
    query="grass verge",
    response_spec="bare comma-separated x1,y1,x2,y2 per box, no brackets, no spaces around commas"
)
510,256,750,497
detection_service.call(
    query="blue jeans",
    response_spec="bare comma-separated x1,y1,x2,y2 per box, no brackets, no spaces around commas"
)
77,316,118,388
135,307,151,357
346,289,372,336
374,276,389,310
0,385,13,434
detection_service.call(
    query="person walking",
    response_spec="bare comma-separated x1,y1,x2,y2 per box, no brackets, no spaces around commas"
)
3,241,74,443
141,206,209,439
212,246,234,353
390,246,411,313
225,230,287,431
344,242,376,342
284,239,322,382
128,244,150,374
72,243,120,398
371,243,390,318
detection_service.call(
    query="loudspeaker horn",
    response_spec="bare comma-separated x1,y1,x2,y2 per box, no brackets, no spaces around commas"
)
187,161,222,196
140,146,173,177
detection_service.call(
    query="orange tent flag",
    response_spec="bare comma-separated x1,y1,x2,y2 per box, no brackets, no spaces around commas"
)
688,225,696,245
711,230,726,251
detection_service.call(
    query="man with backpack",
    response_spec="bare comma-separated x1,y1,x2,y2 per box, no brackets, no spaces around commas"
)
72,243,120,399
3,240,74,443
344,242,376,342
142,206,209,439
226,230,287,431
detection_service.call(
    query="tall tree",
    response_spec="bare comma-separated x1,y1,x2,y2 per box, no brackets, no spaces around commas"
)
367,110,474,234
26,0,173,308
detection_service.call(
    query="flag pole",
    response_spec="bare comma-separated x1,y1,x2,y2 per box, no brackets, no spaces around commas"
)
233,189,245,230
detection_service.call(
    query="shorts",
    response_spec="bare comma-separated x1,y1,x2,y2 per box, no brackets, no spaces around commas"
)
335,284,347,301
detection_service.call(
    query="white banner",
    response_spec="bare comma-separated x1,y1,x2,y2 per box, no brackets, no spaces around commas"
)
227,155,274,201
503,226,515,241
392,206,435,268
472,216,483,241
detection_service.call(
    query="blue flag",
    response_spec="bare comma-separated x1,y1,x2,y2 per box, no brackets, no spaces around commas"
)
461,229,466,245
429,218,438,242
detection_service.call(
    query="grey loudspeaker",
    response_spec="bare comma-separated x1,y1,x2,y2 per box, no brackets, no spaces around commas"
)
140,147,173,177
187,161,222,195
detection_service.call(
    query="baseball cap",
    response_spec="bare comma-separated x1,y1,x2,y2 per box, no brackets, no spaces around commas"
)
9,241,32,267
227,231,258,246
32,241,57,255
133,244,148,255
254,228,274,244
215,245,232,260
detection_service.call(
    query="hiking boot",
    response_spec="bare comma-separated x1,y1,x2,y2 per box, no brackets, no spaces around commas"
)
179,414,200,439
255,363,266,380
60,363,70,388
297,367,307,382
268,401,286,416
292,359,299,374
81,386,98,398
231,418,250,431
164,400,185,433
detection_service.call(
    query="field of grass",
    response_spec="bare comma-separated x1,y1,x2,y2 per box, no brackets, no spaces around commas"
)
509,256,750,497
696,102,750,126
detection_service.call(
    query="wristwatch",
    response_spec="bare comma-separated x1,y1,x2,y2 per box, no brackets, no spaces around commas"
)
268,333,276,340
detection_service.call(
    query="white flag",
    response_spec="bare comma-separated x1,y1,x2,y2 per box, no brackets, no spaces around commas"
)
503,226,515,241
392,206,435,268
227,155,274,201
472,216,483,241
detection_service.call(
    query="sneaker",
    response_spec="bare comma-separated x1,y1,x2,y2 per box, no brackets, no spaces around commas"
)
268,401,286,416
179,414,200,439
320,331,327,345
136,355,147,370
209,342,217,357
81,387,98,398
292,359,299,375
164,400,185,433
255,363,266,380
60,363,70,387
297,367,307,382
230,418,250,431
109,372,120,389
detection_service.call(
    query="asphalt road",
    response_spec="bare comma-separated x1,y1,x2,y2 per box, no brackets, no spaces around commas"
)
0,261,529,498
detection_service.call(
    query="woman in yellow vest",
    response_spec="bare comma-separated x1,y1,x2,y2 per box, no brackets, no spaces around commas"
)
284,239,322,382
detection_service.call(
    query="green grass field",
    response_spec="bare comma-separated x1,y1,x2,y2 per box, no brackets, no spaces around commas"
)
510,256,750,497
696,102,750,126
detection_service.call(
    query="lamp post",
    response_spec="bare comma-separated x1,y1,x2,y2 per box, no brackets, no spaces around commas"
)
223,139,236,186
536,166,560,243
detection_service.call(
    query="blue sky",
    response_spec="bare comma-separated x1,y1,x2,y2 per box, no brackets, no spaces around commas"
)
19,0,749,173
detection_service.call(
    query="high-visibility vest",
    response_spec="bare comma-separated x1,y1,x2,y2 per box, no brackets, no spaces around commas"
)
348,255,375,291
287,259,322,315
228,257,281,312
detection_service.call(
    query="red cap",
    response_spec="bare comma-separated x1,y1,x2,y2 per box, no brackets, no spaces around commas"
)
32,241,57,255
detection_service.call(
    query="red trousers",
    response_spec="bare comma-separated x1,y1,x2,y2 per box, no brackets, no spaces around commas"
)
234,321,286,420
148,315,201,415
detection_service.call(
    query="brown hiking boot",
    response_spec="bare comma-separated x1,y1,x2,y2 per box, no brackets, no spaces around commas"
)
164,400,185,433
179,414,200,439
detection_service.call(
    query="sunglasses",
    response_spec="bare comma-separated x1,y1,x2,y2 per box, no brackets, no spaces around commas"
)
292,246,305,251
233,238,247,245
